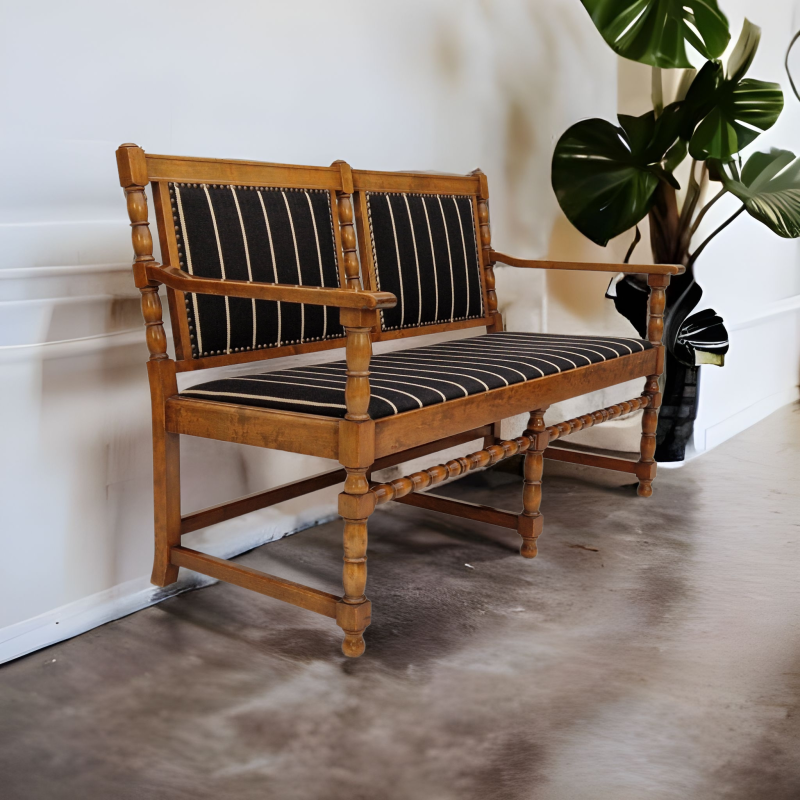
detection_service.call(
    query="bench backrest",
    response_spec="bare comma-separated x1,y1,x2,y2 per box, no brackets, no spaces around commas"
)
140,153,355,372
123,149,498,372
352,169,494,342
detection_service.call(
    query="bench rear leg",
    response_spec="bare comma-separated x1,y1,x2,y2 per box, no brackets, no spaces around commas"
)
518,408,548,558
151,427,181,586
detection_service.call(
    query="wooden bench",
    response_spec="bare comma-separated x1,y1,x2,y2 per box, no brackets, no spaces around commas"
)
116,145,683,657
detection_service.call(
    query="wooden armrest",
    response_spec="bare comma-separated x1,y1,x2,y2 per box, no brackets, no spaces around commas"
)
489,251,684,276
148,265,397,310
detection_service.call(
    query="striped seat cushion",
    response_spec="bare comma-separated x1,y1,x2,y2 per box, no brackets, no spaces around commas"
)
365,192,484,332
170,182,344,358
181,332,651,419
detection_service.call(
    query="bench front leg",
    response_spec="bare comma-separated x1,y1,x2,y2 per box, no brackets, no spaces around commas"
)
518,408,549,558
336,309,378,657
337,467,374,657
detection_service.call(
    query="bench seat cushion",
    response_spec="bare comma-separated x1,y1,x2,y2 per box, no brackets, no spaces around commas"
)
181,332,652,420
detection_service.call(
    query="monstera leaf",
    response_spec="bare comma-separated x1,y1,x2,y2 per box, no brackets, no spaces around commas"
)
552,111,679,246
680,22,783,160
580,0,730,69
715,149,800,238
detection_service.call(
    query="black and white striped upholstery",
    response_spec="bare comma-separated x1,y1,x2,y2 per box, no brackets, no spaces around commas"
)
181,332,651,419
365,192,484,332
170,183,344,358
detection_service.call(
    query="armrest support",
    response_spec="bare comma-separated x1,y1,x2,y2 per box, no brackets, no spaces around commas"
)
340,308,376,423
147,264,397,310
489,250,684,276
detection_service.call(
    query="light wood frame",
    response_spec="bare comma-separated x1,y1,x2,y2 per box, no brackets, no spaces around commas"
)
116,144,683,658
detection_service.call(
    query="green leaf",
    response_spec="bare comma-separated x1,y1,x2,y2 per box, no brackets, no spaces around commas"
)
726,18,761,82
688,78,783,160
552,114,664,246
664,138,688,172
646,102,686,161
580,0,730,69
680,23,784,161
714,149,800,238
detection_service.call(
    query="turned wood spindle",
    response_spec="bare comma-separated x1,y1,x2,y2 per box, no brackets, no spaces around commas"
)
637,274,670,497
333,161,361,291
118,144,168,362
371,436,530,506
471,169,500,331
519,409,548,558
343,317,372,422
339,193,361,290
370,393,649,510
140,286,168,361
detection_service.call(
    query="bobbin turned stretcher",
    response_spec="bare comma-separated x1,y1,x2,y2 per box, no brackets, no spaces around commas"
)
116,144,682,657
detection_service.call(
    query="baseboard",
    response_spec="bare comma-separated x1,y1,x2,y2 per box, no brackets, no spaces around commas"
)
0,574,209,666
0,512,337,666
698,386,800,453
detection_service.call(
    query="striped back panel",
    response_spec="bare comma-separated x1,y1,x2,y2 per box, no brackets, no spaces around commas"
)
169,182,344,359
364,192,485,333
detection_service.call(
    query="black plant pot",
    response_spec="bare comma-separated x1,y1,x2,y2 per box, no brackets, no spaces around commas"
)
610,271,725,463
655,356,699,462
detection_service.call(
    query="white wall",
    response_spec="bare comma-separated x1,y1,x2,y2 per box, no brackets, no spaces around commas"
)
1,0,797,661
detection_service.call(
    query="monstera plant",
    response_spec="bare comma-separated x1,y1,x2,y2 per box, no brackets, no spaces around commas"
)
552,1,800,461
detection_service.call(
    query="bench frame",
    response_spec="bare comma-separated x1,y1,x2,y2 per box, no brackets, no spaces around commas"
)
116,144,682,657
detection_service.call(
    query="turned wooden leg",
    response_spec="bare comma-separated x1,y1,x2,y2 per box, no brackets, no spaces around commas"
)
518,409,549,558
636,376,660,497
336,468,374,657
636,274,668,497
151,426,181,586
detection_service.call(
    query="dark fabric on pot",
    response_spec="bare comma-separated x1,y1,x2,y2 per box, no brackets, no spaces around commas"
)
656,357,699,462
366,192,484,332
169,183,344,358
181,331,651,419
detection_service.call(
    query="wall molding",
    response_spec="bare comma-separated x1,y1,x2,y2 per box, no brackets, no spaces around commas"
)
0,328,146,363
728,293,800,332
0,262,135,303
0,262,131,280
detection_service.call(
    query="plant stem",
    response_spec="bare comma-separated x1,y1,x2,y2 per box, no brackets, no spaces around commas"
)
687,205,745,268
683,159,700,217
689,188,728,237
652,67,664,117
623,226,642,264
674,160,702,260
786,30,800,103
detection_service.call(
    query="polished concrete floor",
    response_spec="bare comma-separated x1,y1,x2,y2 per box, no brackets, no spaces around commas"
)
2,406,799,800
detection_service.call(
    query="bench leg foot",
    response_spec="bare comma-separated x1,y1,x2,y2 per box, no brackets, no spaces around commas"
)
337,468,374,657
336,598,372,658
151,429,180,587
518,409,547,558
